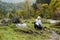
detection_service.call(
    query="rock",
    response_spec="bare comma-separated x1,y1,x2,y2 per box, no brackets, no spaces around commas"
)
0,19,8,26
54,22,60,26
10,16,20,24
47,19,57,24
1,19,7,24
16,23,27,28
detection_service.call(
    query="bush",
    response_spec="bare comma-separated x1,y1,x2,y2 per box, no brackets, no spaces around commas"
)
51,22,60,26
41,19,50,24
8,24,16,29
54,22,60,26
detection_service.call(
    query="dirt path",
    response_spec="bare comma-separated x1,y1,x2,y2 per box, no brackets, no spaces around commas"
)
46,31,60,40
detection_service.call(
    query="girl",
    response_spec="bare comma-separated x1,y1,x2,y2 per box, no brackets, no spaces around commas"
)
34,16,42,30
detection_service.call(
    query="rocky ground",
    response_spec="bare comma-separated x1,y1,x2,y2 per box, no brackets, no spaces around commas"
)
46,31,60,40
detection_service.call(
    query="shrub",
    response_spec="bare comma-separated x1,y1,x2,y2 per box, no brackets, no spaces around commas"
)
41,19,50,24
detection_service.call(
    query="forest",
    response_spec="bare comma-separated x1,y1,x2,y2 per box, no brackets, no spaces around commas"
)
0,0,60,19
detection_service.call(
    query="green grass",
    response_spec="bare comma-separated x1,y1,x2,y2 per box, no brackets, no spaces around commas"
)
0,26,50,40
50,26,60,35
0,27,20,40
0,19,52,40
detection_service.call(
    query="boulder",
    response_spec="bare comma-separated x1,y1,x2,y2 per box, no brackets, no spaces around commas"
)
0,19,8,26
16,23,27,28
47,19,57,24
10,17,20,24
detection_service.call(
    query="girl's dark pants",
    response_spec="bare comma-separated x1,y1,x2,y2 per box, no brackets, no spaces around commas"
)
34,23,42,30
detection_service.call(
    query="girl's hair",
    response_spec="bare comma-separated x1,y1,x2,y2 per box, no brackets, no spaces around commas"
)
37,16,41,19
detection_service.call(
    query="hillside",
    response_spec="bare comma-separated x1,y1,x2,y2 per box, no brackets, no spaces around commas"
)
0,1,24,14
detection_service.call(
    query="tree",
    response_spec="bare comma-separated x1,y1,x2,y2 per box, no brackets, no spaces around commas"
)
49,0,60,19
14,10,21,17
0,9,3,19
49,0,60,12
36,0,51,4
6,12,14,18
5,12,10,18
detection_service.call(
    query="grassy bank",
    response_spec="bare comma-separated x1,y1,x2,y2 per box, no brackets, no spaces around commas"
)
0,22,51,40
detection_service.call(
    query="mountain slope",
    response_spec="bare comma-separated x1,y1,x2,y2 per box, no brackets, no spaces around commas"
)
0,1,24,14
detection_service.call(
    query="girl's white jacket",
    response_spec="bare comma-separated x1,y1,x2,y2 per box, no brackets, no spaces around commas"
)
35,19,42,26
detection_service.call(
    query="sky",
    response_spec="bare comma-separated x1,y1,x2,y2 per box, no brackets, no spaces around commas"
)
1,0,36,3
